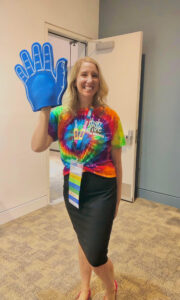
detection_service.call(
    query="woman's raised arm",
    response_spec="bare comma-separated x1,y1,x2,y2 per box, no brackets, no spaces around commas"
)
31,107,53,152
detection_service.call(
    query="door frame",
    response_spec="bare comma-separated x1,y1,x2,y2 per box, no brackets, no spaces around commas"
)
135,54,145,198
45,22,92,45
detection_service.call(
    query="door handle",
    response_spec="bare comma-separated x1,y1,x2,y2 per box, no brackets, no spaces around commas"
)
125,130,133,145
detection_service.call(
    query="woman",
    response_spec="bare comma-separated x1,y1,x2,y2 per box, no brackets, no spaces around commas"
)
31,57,126,300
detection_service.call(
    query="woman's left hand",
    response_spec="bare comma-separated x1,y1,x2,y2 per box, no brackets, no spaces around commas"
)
111,147,122,220
114,202,120,219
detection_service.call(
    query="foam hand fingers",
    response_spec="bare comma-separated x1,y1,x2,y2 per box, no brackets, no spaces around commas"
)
20,49,34,77
56,58,68,87
14,64,28,83
43,43,54,73
32,42,43,71
56,58,68,105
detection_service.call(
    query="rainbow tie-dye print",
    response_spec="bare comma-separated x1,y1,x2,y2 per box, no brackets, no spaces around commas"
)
48,105,126,177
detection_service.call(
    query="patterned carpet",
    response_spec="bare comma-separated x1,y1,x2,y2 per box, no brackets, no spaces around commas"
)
0,196,180,300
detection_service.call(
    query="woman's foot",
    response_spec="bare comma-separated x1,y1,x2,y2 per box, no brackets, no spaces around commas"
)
76,289,91,300
103,291,115,300
103,280,118,300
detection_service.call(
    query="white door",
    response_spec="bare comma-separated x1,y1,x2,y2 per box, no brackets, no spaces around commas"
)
88,32,143,202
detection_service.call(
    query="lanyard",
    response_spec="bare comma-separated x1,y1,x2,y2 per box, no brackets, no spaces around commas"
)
73,107,93,151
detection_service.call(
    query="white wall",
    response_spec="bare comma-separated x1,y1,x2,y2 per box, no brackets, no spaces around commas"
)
0,0,99,224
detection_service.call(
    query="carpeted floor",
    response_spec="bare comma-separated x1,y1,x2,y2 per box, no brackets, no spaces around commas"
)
0,151,180,300
0,196,180,300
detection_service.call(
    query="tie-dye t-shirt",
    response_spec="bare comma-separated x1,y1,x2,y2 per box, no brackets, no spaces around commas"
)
48,105,126,178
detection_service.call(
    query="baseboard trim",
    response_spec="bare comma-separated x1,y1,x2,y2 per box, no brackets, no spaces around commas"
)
0,196,49,225
137,188,180,209
49,197,64,205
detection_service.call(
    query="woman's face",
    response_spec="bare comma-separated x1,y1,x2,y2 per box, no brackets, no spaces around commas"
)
75,62,100,102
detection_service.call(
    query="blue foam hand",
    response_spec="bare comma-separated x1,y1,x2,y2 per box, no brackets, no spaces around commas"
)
14,42,68,111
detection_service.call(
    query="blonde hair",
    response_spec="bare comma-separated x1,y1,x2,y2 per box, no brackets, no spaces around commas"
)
63,56,108,116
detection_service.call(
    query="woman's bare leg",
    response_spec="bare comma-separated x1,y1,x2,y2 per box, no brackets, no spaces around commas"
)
78,244,116,300
93,259,116,300
78,242,92,300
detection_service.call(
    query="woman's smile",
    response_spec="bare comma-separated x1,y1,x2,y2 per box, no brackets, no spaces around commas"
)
76,62,100,107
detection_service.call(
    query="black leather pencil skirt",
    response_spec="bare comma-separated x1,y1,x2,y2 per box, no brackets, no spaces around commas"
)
63,172,117,267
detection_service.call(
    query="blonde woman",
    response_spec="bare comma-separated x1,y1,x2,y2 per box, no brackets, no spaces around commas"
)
31,57,126,300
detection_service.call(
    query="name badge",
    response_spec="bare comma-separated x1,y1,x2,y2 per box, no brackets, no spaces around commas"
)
68,160,84,209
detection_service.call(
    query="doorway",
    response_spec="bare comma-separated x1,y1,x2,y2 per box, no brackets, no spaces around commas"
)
46,25,143,204
48,32,87,204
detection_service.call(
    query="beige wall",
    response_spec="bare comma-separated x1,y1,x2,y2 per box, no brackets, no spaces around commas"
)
0,0,99,224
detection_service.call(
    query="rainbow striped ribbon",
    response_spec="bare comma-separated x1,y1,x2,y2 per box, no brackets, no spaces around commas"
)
69,160,83,208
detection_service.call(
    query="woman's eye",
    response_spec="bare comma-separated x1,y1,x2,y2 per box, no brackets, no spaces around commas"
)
92,73,98,78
